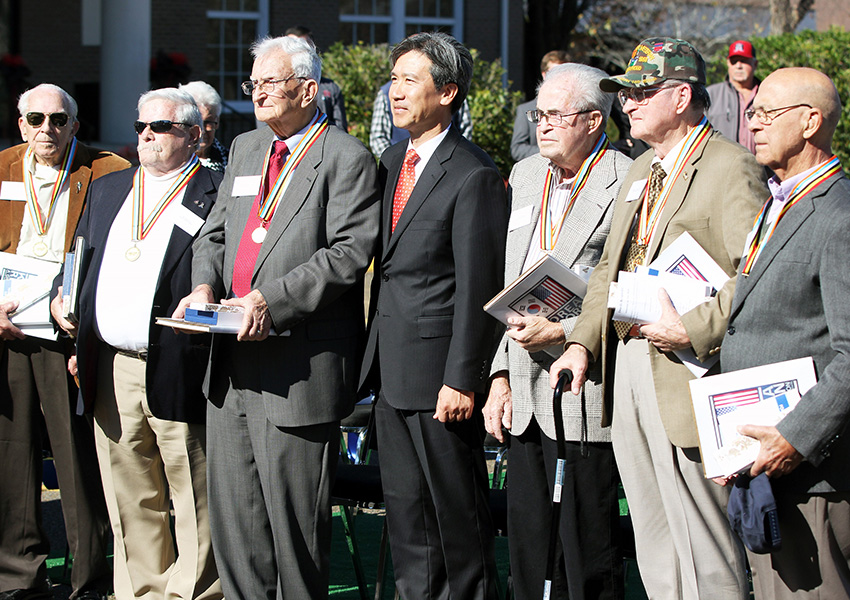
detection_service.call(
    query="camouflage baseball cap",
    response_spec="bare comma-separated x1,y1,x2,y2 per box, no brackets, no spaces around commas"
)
599,37,707,92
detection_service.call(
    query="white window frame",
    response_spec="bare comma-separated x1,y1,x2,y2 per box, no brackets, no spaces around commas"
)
339,0,464,45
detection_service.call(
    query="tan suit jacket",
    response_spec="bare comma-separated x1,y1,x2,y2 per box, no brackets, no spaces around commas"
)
0,142,130,254
569,129,767,447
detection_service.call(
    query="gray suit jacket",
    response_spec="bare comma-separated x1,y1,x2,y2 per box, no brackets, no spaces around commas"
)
722,173,850,494
510,99,538,162
491,149,632,441
192,120,380,427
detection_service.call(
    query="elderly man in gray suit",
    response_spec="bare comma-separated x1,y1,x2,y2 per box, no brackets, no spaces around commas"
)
173,34,379,599
721,67,850,600
483,63,631,600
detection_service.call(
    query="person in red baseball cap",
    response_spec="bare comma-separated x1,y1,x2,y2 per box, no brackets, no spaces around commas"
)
707,40,760,153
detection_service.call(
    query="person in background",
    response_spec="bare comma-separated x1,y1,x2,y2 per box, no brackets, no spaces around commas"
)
510,49,569,161
706,40,760,153
51,88,222,600
179,81,229,173
0,83,128,600
285,25,349,130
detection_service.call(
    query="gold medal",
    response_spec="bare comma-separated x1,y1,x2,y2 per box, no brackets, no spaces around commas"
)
251,226,267,244
32,240,49,257
125,245,141,262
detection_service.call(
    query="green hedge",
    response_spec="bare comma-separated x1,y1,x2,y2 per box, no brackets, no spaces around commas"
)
322,42,522,177
708,28,850,166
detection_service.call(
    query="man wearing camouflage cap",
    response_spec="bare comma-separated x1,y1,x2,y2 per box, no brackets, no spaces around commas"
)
550,38,768,598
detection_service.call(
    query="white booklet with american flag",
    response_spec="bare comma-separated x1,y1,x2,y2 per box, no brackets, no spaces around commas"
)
484,253,591,358
689,356,816,478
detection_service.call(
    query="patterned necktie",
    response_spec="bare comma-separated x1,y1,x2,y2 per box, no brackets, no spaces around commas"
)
391,149,419,232
231,140,288,298
614,162,667,339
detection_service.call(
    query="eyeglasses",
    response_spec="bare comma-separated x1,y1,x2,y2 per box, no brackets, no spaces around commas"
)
744,103,812,125
25,112,70,128
617,85,675,107
133,120,193,135
241,76,306,96
527,109,591,127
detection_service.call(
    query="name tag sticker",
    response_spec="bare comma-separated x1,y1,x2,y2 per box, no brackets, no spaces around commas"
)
232,176,261,197
625,179,647,203
508,205,534,231
174,205,205,236
0,181,26,201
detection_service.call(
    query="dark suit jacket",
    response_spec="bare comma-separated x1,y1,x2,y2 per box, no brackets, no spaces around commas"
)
723,173,850,494
68,167,221,423
510,99,538,162
361,126,509,410
192,123,380,427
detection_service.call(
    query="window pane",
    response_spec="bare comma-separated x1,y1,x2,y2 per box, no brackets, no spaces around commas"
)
242,19,256,47
243,0,258,10
422,0,437,17
356,22,372,43
223,75,240,101
374,22,389,44
207,18,221,45
406,0,420,17
440,0,452,17
223,47,238,72
224,19,238,44
405,23,421,37
375,0,391,15
242,47,253,72
208,47,221,71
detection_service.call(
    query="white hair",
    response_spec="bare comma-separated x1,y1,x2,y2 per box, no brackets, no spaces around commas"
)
539,63,614,122
250,35,322,82
18,83,78,121
179,81,223,119
137,87,202,129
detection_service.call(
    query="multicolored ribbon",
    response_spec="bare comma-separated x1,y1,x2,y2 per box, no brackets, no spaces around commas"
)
636,117,712,247
538,133,609,250
257,111,328,223
23,136,78,236
132,155,200,242
741,155,842,275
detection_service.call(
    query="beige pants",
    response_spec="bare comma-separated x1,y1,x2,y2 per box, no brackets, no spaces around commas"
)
94,347,221,600
612,338,748,600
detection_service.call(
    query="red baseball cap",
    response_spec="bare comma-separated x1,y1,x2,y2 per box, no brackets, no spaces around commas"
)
728,40,755,59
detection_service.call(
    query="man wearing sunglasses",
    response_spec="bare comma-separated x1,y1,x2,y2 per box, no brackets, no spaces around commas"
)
551,38,768,599
0,83,129,600
173,34,379,599
51,88,222,600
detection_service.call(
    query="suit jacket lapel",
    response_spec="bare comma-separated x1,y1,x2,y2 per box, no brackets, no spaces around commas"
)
6,153,26,252
506,157,545,281
158,170,217,283
383,129,457,258
66,145,92,251
381,149,404,252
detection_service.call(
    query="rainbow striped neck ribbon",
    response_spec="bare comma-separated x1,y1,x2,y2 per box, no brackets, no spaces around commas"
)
131,155,201,242
23,136,78,237
257,111,328,224
636,117,712,247
741,155,842,276
538,132,609,251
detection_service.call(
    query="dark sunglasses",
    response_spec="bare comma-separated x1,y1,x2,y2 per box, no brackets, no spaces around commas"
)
26,112,70,128
133,120,193,135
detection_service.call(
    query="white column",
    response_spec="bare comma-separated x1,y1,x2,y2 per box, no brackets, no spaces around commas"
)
100,0,151,146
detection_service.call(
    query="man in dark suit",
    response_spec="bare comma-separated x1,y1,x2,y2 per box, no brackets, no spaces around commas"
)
360,32,508,600
0,83,128,600
51,88,222,600
174,34,379,599
720,67,850,599
550,38,767,599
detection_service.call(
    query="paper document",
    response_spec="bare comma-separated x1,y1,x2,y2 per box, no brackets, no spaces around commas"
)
608,270,714,324
1,252,61,340
689,356,815,478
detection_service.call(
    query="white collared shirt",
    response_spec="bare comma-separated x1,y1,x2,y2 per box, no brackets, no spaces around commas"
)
95,163,191,351
404,125,452,185
522,163,576,272
17,155,71,263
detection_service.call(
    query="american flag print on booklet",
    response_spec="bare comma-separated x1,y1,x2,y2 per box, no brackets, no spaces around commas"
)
689,356,816,478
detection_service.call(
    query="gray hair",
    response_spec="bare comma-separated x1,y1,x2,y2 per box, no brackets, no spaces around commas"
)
391,32,473,114
179,81,222,119
137,88,202,129
539,63,614,122
18,83,78,121
251,35,322,82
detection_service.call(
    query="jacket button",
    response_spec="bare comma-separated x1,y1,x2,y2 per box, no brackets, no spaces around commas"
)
382,273,389,282
727,325,735,335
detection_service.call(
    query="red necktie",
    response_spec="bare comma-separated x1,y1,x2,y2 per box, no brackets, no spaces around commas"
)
232,140,288,297
391,149,419,232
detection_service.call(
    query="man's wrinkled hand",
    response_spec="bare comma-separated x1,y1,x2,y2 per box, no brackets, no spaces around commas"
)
434,385,474,423
483,373,512,442
505,315,566,353
549,343,588,395
0,300,25,341
639,288,691,352
739,424,803,478
222,289,271,341
171,284,216,334
50,287,78,337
